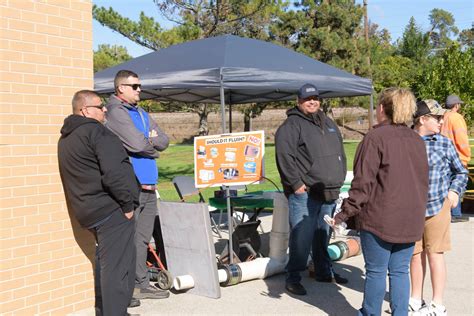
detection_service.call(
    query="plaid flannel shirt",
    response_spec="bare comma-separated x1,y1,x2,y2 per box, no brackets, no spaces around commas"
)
423,134,468,217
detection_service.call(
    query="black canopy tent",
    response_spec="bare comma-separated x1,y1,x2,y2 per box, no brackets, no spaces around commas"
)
94,35,373,133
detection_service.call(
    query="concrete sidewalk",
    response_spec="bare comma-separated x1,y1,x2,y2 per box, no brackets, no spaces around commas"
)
74,213,473,315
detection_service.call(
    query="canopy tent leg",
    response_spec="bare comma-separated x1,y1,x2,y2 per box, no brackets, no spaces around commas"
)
229,104,232,133
219,75,234,264
219,70,226,134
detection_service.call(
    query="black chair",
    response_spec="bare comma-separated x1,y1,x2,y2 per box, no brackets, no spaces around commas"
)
172,176,222,238
219,184,264,233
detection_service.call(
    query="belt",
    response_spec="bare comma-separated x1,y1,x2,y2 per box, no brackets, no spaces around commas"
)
141,184,156,191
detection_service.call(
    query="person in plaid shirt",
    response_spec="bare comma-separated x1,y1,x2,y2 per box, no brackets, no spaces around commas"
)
409,99,468,316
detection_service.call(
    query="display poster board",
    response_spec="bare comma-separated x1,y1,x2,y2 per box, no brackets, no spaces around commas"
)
194,131,265,188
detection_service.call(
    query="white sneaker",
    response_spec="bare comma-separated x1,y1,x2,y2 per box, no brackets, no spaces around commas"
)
408,299,426,315
415,302,447,316
386,299,426,315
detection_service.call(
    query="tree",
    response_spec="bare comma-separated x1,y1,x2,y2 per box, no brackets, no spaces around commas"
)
397,17,430,61
412,43,473,128
93,7,175,50
372,55,414,92
287,0,369,77
240,103,268,132
93,1,282,48
458,24,474,50
271,0,370,111
428,8,459,50
93,44,132,72
155,0,281,39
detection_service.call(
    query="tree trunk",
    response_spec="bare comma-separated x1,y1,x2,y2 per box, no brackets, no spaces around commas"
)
243,110,252,132
198,105,209,136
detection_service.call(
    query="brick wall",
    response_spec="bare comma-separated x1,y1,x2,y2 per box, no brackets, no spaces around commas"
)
0,1,96,315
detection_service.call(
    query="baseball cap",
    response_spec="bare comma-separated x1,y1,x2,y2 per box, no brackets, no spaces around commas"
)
298,83,319,99
445,94,464,108
414,99,446,119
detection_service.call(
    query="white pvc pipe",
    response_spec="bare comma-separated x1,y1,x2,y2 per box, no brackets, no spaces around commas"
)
268,193,290,262
269,193,290,235
217,257,288,285
173,275,195,290
218,269,228,283
268,232,289,261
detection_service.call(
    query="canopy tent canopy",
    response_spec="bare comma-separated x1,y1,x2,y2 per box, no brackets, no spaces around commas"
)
94,35,372,105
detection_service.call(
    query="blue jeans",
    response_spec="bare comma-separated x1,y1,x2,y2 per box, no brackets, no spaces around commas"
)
286,192,335,284
358,230,414,316
451,200,462,217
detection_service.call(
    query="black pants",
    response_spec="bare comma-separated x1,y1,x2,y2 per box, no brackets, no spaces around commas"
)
92,210,136,316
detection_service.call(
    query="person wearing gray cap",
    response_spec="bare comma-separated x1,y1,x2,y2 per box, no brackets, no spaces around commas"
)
275,83,348,296
441,94,471,222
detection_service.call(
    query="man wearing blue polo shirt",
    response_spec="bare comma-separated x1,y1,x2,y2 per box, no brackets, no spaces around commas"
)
105,70,170,300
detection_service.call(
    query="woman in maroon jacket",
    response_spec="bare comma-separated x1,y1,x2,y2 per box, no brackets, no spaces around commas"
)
332,87,429,316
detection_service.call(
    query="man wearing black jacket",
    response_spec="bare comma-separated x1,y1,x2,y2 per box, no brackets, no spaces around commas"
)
275,83,348,296
58,90,140,316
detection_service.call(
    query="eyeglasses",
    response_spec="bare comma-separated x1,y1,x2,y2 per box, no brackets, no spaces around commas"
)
121,83,142,90
83,104,105,110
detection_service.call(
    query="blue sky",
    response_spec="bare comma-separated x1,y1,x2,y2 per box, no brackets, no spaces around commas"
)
93,0,473,57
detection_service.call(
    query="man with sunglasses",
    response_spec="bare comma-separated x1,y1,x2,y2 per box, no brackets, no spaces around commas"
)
409,100,467,316
275,83,348,296
105,70,170,300
58,90,140,315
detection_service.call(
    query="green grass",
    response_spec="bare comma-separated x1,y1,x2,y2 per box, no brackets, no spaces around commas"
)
156,142,359,202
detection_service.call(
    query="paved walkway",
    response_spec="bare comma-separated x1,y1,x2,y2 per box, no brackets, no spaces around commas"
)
74,213,473,315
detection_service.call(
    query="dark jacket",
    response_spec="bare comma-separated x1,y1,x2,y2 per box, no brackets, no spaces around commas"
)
335,122,429,243
275,107,347,200
58,115,140,228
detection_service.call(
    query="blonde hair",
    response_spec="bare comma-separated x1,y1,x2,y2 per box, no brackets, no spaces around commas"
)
377,87,416,124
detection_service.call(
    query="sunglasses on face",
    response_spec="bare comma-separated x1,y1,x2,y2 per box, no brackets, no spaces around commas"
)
121,83,142,90
304,96,321,102
425,114,443,122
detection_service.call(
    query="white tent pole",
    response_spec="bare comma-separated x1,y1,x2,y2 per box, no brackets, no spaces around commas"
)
219,68,226,133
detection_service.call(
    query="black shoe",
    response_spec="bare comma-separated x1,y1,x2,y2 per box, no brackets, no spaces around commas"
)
134,285,170,299
451,216,469,223
128,297,140,308
316,273,348,284
285,282,307,295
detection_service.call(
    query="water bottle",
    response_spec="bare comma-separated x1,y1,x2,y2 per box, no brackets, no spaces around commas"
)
324,214,347,235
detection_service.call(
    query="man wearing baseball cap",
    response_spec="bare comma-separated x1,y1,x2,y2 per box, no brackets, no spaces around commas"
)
409,99,467,315
275,83,348,296
441,95,471,222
